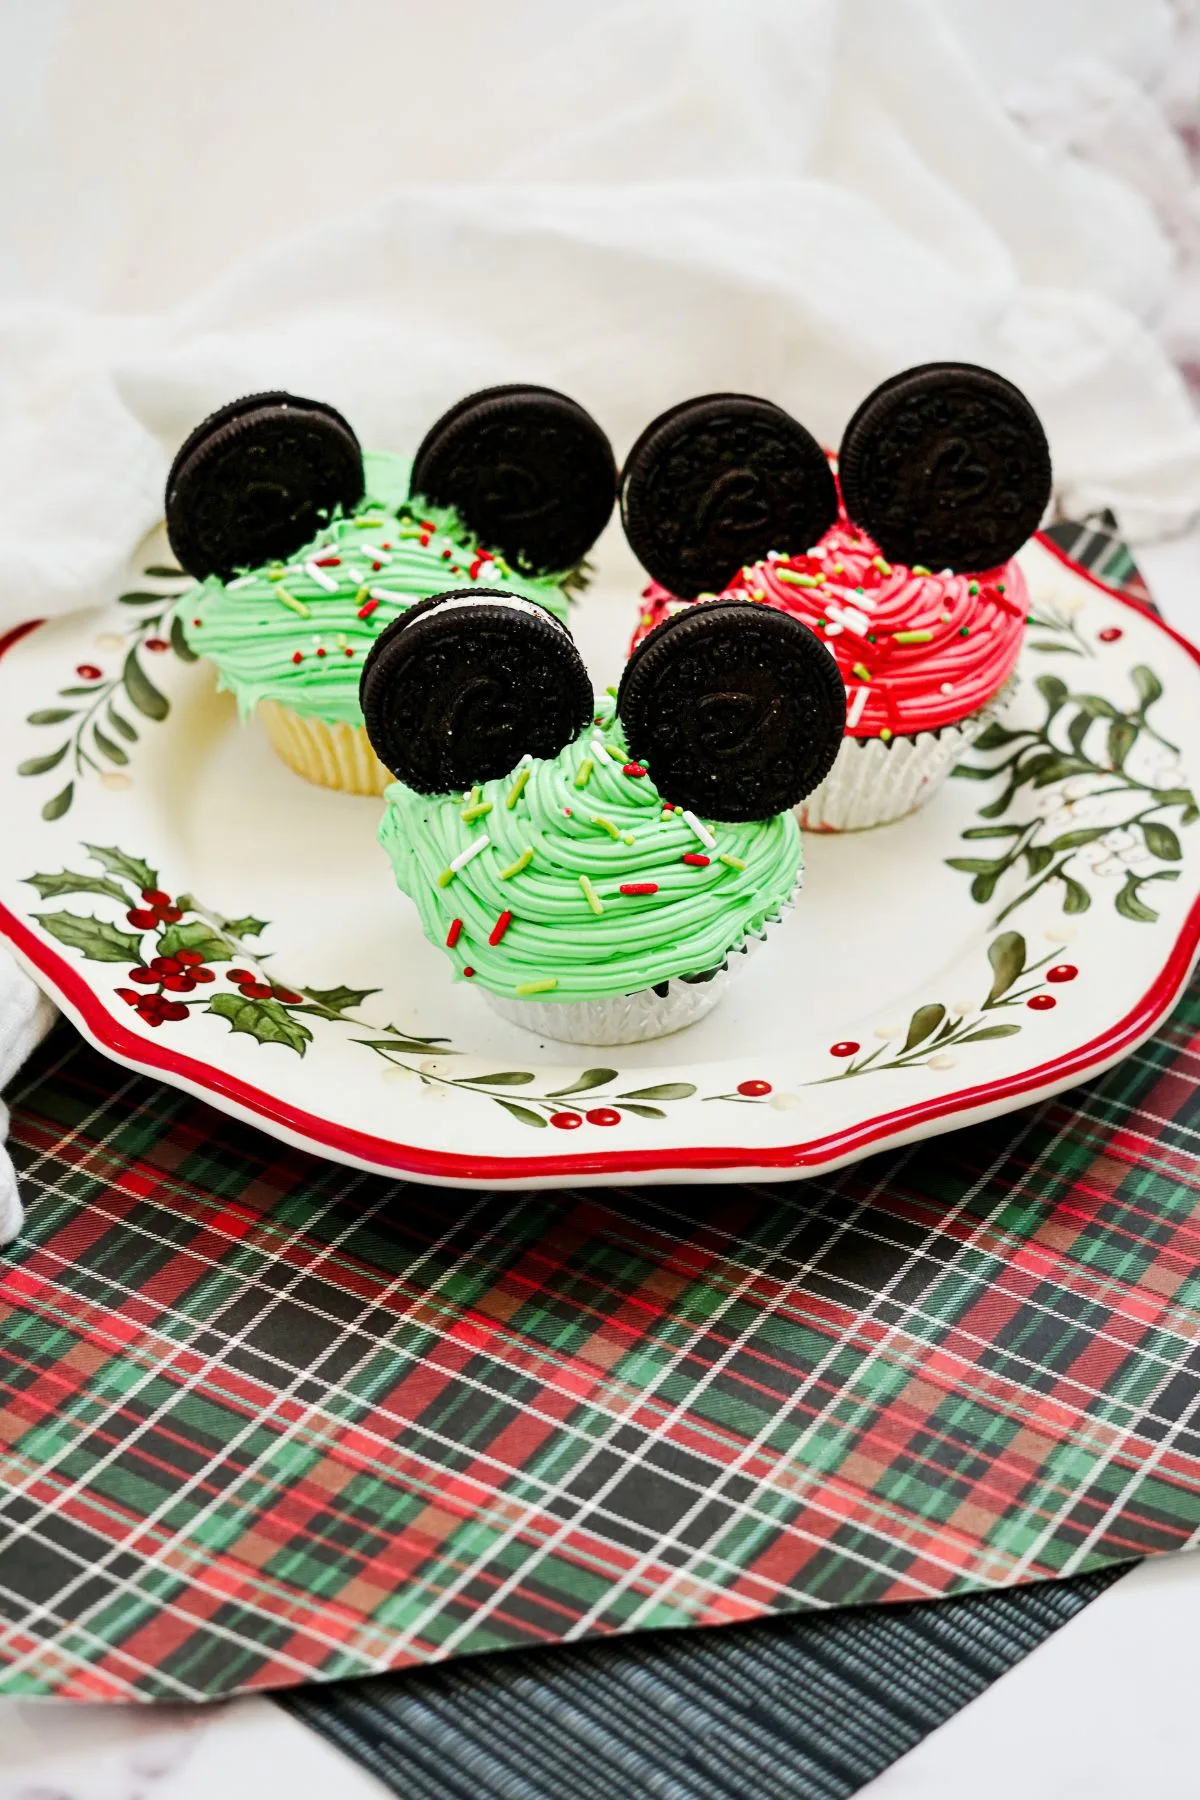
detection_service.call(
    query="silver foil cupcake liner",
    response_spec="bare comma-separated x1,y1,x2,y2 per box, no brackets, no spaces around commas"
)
484,874,802,1046
797,676,1019,832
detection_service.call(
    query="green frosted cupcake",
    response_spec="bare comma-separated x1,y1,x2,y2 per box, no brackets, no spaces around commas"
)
166,387,616,795
361,591,845,1045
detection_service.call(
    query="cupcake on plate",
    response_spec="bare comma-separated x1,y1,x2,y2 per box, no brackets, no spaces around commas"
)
359,589,844,1045
622,364,1052,830
167,385,616,796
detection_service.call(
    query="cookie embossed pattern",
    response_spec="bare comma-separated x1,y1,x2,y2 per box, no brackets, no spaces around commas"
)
0,515,1197,1196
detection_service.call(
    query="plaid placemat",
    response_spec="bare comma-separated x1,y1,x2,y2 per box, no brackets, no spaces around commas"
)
1,518,1197,1708
283,1563,1124,1800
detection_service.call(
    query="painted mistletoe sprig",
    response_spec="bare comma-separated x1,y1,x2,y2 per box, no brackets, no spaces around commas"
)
948,668,1197,925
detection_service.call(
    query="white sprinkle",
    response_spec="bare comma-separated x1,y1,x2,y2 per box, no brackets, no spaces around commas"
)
681,809,717,850
305,559,339,592
827,602,871,636
450,834,491,872
846,686,870,728
359,543,392,565
940,567,954,577
940,681,954,695
370,587,403,604
767,550,782,561
479,561,499,580
591,737,616,766
228,574,256,590
824,622,844,638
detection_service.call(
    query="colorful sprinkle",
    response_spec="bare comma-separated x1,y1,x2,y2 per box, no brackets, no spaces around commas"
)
777,569,821,588
681,810,717,850
305,559,339,592
356,598,379,620
446,918,463,948
846,686,869,729
579,875,604,915
291,651,303,664
574,758,594,789
314,555,341,567
969,582,979,595
852,661,872,682
719,853,746,872
460,800,493,823
623,763,648,778
498,848,534,880
620,882,658,896
489,910,513,945
682,853,710,866
438,834,491,885
516,977,558,996
359,543,391,564
912,564,931,576
879,727,893,742
592,815,621,839
274,587,310,618
507,767,531,809
893,629,933,644
872,555,892,576
462,967,475,978
591,738,616,767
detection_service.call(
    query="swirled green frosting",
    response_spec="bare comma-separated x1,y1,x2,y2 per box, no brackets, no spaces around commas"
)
174,453,572,726
378,696,803,1001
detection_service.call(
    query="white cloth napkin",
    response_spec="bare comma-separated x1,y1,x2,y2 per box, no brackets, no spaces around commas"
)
0,0,1197,1243
0,961,56,1244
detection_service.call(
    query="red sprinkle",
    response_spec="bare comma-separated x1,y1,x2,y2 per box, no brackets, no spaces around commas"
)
344,647,354,658
682,853,710,866
314,556,341,567
372,561,382,571
357,598,379,619
292,651,303,664
488,910,513,945
442,548,453,560
446,918,463,948
463,966,475,977
316,647,327,657
622,763,647,778
620,882,658,896
192,619,202,628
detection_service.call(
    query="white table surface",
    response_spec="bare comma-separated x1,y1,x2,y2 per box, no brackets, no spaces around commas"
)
3,521,1199,1800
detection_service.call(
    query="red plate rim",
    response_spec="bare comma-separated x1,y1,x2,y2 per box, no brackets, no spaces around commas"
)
3,536,1199,1184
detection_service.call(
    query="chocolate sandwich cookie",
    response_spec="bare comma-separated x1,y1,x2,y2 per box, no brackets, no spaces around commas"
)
410,385,616,577
838,361,1052,573
618,598,845,820
620,395,839,600
166,392,364,582
360,588,594,794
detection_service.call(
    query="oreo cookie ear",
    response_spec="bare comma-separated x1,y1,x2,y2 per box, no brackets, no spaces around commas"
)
620,394,839,600
617,600,845,822
409,384,617,577
838,362,1052,572
360,589,594,795
166,392,365,581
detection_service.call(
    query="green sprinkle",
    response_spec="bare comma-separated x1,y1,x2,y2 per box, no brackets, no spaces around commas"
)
436,866,456,888
872,555,892,576
960,626,970,638
355,516,384,528
879,727,893,742
622,834,636,847
274,587,310,618
355,585,370,604
997,583,1006,593
912,564,932,576
604,744,624,761
696,591,719,602
719,853,746,871
499,848,534,880
579,875,604,915
592,815,620,840
267,568,285,582
516,977,558,996
605,684,618,698
777,569,821,588
506,768,530,809
461,800,493,823
893,628,933,645
969,581,979,595
574,758,594,790
852,661,872,682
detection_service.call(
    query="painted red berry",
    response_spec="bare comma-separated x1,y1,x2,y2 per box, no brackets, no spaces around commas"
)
150,955,181,975
830,1041,860,1058
138,1009,165,1027
144,637,170,652
1047,964,1078,983
191,967,215,983
162,973,196,991
75,664,102,681
242,982,274,1000
116,988,140,1005
174,950,204,966
1098,626,1123,644
585,1108,621,1127
226,968,254,984
155,906,183,923
1027,994,1057,1010
126,908,158,929
550,1111,584,1129
270,986,304,1004
142,888,171,906
737,1079,772,1097
129,966,159,984
158,1001,189,1022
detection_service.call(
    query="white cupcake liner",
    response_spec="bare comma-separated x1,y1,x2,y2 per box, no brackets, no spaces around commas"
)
484,874,801,1046
797,676,1019,832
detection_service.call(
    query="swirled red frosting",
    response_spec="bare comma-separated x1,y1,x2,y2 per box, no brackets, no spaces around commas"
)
630,479,1027,739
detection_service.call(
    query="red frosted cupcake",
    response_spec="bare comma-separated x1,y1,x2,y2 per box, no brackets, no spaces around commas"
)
622,364,1051,830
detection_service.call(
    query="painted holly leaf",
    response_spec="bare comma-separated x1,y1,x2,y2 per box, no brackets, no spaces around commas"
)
972,722,1024,751
494,1099,547,1129
354,1036,460,1057
83,845,158,891
1034,674,1068,713
207,991,312,1053
987,932,1027,1003
143,564,184,580
1143,821,1182,861
18,744,69,777
294,983,379,1021
169,614,199,663
1024,845,1054,877
221,915,269,940
618,1103,668,1119
123,647,169,721
25,870,132,905
903,1003,946,1051
34,910,145,963
459,1071,535,1086
27,708,77,726
42,783,73,821
1115,868,1178,924
618,1082,697,1102
1061,876,1091,915
1131,665,1163,711
118,590,167,607
1030,641,1082,655
546,1069,619,1097
107,705,138,743
157,919,233,962
93,725,128,766
958,1024,1022,1042
1045,827,1108,852
962,825,1022,840
1106,719,1137,771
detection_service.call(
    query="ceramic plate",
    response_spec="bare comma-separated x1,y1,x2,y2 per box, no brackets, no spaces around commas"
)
1,534,1197,1188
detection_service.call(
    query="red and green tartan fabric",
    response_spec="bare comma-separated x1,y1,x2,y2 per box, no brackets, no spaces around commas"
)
0,520,1197,1704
